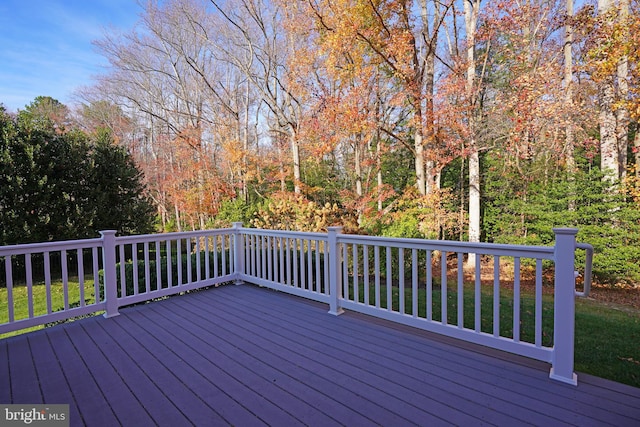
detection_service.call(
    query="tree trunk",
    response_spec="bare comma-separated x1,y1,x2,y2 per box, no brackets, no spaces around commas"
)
354,136,363,197
415,130,427,195
598,0,618,186
424,1,438,193
616,0,630,179
565,0,576,210
174,202,182,232
600,74,618,184
468,149,480,243
242,82,250,201
289,126,301,194
465,0,481,267
377,161,383,211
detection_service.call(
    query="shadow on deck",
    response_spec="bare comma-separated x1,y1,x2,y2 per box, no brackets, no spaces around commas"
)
2,284,639,426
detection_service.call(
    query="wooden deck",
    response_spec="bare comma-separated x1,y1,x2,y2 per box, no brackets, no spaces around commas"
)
2,284,639,426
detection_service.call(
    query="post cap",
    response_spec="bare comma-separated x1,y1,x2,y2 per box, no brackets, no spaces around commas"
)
552,228,579,235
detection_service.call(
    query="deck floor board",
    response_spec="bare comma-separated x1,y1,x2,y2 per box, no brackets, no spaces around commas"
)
237,286,640,417
2,284,640,426
202,289,578,425
183,288,541,426
45,325,120,426
0,341,11,403
28,330,85,424
160,294,453,426
8,335,42,403
216,286,628,425
107,313,270,427
137,304,343,426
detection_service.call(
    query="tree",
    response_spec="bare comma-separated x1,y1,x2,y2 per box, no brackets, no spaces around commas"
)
616,0,630,179
283,5,398,222
76,100,134,148
87,129,156,235
210,0,305,193
565,0,578,211
465,0,481,256
0,104,155,245
18,96,73,133
92,0,256,228
299,0,455,196
597,0,620,185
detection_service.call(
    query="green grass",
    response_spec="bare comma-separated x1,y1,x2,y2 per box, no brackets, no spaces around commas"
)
347,281,555,342
0,279,102,338
575,299,640,387
1,279,639,387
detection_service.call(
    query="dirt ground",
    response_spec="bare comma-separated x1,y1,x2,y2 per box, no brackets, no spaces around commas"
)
587,285,640,310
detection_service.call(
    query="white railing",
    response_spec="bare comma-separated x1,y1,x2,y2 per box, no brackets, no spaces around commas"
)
0,237,105,334
237,228,331,304
0,228,237,334
106,228,236,309
1,223,592,385
235,224,592,386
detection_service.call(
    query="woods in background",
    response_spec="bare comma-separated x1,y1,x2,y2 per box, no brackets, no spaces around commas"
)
2,0,639,285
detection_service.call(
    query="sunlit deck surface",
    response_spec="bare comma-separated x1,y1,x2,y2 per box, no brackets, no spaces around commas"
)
2,284,640,426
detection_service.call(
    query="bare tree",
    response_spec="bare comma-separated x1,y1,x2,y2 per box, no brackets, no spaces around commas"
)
93,0,246,228
210,0,304,193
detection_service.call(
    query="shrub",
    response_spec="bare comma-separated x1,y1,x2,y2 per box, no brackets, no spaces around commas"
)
251,192,358,232
364,187,461,240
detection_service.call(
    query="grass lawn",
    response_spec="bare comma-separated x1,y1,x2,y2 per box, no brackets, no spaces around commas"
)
575,298,640,387
0,279,102,339
1,280,639,387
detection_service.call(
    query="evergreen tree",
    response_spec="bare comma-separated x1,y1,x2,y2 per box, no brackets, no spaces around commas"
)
0,104,155,245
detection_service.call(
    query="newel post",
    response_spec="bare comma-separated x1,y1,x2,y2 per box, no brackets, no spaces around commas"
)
100,230,120,318
550,228,578,385
232,222,245,285
327,226,344,316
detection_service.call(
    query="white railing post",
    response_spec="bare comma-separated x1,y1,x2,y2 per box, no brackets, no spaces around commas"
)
100,230,120,318
327,226,344,316
550,228,578,385
232,222,245,285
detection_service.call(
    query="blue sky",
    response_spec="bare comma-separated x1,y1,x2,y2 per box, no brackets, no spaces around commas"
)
0,0,141,112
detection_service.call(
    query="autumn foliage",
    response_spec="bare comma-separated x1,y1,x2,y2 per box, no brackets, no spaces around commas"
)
14,0,629,286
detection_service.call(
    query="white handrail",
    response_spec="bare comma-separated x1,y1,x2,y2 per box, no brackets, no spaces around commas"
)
1,226,593,386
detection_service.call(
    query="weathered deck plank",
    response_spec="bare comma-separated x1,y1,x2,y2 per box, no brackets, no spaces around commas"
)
2,284,640,426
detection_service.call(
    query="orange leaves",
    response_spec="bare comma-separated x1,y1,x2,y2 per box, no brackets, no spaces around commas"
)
580,4,633,82
144,128,235,229
576,1,640,122
476,0,572,162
